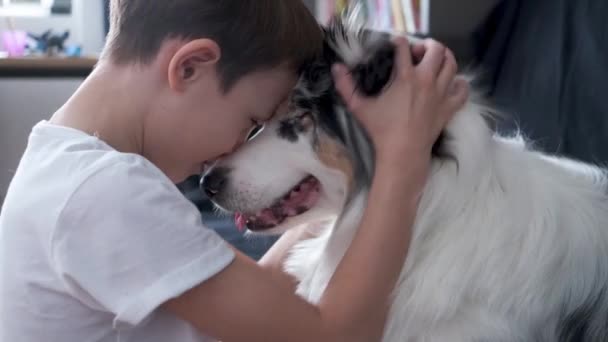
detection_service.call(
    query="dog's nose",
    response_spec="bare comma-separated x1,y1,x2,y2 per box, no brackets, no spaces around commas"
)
201,167,230,198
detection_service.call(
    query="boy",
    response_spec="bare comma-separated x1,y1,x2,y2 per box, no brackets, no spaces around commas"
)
0,1,467,341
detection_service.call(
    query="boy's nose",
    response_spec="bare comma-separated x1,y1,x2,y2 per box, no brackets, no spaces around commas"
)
201,167,230,198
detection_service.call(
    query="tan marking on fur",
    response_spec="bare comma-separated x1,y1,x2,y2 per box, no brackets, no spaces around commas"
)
316,134,354,194
298,113,314,131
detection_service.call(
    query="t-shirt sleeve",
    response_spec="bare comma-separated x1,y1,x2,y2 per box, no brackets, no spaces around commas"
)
50,156,235,328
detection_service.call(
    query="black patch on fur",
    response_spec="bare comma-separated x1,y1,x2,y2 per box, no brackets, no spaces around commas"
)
352,43,396,96
324,26,449,158
432,132,452,158
316,90,347,143
277,115,313,143
277,121,299,142
291,44,348,144
290,19,453,175
348,37,449,158
432,133,446,155
557,289,607,342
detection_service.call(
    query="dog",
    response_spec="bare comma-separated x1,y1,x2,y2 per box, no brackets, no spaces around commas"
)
202,12,608,342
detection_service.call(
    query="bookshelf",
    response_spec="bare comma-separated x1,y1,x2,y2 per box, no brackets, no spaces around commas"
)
312,0,500,63
313,0,430,35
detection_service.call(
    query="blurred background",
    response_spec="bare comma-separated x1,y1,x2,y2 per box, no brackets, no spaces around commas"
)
1,0,607,259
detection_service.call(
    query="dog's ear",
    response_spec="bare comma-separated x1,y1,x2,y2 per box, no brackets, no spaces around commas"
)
323,16,397,97
350,39,396,97
321,27,338,63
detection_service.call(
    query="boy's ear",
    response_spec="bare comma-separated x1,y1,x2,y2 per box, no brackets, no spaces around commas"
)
168,39,221,91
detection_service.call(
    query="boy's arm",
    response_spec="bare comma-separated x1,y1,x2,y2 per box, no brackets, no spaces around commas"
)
163,38,468,342
163,162,425,342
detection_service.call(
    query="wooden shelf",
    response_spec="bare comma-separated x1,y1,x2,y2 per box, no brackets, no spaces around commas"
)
0,56,97,78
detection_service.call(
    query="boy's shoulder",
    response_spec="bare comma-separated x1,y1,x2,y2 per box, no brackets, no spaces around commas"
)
18,120,166,186
26,120,158,176
0,123,234,341
3,121,184,229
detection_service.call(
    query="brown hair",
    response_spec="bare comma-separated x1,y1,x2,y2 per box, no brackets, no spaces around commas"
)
102,0,322,90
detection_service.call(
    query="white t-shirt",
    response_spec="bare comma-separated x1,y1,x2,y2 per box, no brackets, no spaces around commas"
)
0,121,235,342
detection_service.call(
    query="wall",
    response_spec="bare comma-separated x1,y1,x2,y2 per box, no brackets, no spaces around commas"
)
0,78,84,204
0,0,105,203
429,0,501,62
0,0,106,56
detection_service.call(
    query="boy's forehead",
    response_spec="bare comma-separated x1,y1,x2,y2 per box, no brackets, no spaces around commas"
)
244,67,298,116
271,97,291,119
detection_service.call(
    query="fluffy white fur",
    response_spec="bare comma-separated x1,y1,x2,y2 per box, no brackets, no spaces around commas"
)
283,101,608,341
207,16,608,341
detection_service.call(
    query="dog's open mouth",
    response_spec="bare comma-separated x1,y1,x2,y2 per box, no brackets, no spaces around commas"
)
235,176,321,231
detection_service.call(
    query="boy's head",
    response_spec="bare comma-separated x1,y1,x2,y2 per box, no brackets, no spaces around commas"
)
101,0,323,182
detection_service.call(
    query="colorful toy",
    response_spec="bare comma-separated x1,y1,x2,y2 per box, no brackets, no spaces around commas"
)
27,29,70,57
1,30,27,57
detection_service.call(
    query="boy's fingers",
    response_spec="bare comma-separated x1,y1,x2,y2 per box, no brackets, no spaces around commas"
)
445,79,469,114
393,36,413,77
411,43,426,65
437,48,458,94
418,39,447,78
332,64,363,112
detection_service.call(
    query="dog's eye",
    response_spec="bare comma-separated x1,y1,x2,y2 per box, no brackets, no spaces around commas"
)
297,112,314,129
246,119,265,141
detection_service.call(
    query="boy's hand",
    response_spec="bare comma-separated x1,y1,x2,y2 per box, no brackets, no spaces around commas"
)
332,37,469,168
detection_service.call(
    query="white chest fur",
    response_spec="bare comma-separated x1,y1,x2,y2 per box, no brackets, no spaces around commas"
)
284,129,608,341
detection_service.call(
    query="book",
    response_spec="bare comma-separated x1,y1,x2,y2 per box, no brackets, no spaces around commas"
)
401,0,417,33
315,0,428,34
391,0,406,32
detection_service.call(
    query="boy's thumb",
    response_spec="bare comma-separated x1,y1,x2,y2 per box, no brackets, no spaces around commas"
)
332,64,363,112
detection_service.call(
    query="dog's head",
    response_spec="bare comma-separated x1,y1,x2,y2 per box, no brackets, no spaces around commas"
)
201,16,415,234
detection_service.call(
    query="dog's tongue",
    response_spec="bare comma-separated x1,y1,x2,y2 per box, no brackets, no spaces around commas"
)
233,177,321,231
234,213,246,232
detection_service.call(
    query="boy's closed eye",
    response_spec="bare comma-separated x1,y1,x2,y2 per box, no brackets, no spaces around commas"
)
246,119,265,141
245,97,290,142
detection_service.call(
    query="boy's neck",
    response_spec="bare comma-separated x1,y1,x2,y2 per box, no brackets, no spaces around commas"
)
51,60,161,156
